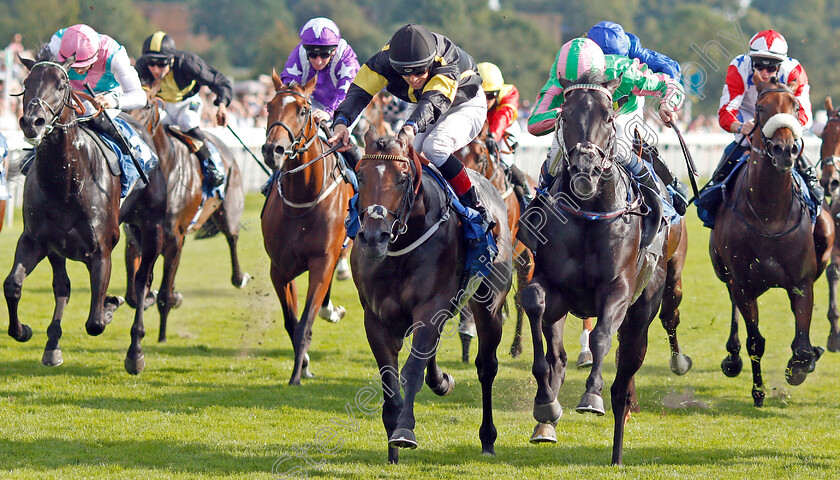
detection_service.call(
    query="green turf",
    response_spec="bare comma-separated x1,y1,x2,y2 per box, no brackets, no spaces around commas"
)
1,194,839,479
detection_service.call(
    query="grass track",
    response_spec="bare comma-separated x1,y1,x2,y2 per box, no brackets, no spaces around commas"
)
1,193,839,479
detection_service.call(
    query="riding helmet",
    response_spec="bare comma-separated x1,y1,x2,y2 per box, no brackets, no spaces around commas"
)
477,62,504,93
142,31,176,61
388,24,437,75
300,17,341,54
58,24,101,68
748,30,788,62
556,38,606,82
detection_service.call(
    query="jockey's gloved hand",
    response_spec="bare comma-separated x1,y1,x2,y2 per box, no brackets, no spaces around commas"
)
398,124,415,149
485,137,499,157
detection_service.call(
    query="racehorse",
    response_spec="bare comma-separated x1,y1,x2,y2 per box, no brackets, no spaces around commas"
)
518,71,686,465
130,91,250,343
261,73,353,385
711,76,833,407
815,95,840,351
352,127,511,464
5,50,166,374
455,126,535,360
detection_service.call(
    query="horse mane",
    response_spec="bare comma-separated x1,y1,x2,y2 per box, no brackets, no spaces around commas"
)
374,136,401,153
34,44,58,63
572,69,609,87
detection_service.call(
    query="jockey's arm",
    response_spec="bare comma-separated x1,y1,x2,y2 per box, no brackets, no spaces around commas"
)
107,47,146,111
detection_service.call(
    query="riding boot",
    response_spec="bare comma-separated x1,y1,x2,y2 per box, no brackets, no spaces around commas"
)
650,155,689,216
88,114,131,156
620,152,661,194
796,154,825,202
504,163,534,207
711,142,750,184
458,185,496,233
187,128,224,188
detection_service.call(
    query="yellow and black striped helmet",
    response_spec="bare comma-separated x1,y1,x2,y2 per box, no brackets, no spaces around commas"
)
142,31,175,61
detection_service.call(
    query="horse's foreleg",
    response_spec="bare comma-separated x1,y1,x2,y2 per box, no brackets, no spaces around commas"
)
721,283,744,378
213,181,249,288
4,234,47,342
826,256,840,351
222,223,250,288
288,260,334,385
156,237,184,343
732,290,764,406
521,276,566,443
125,223,163,375
364,310,403,464
123,225,141,309
42,254,71,366
510,247,534,358
85,248,113,336
787,282,821,387
661,255,691,375
471,293,504,456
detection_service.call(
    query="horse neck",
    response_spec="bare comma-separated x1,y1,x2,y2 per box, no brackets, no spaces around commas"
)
35,120,90,199
388,177,438,251
745,150,793,218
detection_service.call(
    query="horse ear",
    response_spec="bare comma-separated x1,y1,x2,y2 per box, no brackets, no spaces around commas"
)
752,71,764,92
826,96,834,113
364,125,377,148
604,77,621,94
559,77,572,90
18,55,34,71
786,79,799,93
61,54,76,70
271,68,284,92
303,75,317,96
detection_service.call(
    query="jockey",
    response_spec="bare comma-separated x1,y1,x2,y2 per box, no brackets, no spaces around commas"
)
713,29,821,199
477,61,533,207
330,24,493,231
528,38,684,204
136,30,232,188
586,20,689,214
47,24,155,195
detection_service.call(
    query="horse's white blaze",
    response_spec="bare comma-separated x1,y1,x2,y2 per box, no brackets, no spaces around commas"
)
762,113,803,139
365,205,387,220
281,96,296,108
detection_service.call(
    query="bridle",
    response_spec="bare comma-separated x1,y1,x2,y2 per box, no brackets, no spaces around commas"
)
21,61,86,143
357,153,423,243
265,90,319,163
751,86,803,161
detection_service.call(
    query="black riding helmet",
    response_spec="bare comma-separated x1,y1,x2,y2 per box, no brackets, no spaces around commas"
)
388,24,437,76
142,31,176,61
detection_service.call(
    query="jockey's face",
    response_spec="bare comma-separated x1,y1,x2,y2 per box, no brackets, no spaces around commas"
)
147,63,171,81
307,50,335,71
402,70,429,90
753,59,780,83
485,90,499,110
73,66,92,76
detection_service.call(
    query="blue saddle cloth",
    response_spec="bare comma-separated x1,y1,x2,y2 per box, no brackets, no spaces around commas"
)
345,165,498,278
695,155,819,229
98,116,158,197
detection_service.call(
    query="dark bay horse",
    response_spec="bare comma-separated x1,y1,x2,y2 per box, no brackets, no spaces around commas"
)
5,51,166,374
353,127,511,464
130,94,249,343
711,76,834,406
519,72,686,465
455,127,535,359
818,95,840,352
261,73,353,385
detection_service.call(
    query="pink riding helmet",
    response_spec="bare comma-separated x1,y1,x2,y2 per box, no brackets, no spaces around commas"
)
58,24,101,68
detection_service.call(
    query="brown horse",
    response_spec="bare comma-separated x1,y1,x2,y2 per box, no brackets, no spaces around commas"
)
353,127,511,464
455,126,535,360
711,76,834,407
129,93,250,343
518,72,687,464
6,50,166,374
815,95,840,351
261,73,354,385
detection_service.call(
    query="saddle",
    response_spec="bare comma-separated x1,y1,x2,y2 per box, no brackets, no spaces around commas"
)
79,123,121,177
165,125,203,153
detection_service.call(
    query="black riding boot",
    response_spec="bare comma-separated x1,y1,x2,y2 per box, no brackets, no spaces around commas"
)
88,114,130,156
504,163,534,207
458,185,495,233
797,155,825,202
638,142,688,215
187,128,224,188
711,142,750,184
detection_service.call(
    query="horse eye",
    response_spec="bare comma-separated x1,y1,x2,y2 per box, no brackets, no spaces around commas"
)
357,171,365,184
300,108,307,117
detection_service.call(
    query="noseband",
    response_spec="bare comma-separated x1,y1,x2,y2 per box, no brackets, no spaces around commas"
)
358,153,422,242
265,90,318,162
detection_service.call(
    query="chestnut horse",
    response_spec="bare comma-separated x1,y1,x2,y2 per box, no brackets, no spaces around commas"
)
815,95,840,351
261,73,353,385
6,51,166,374
455,127,535,360
518,72,687,464
353,127,511,464
711,76,833,406
130,93,250,343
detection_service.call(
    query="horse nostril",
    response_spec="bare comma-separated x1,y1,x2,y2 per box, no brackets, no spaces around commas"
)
33,117,45,128
377,232,390,244
831,179,840,193
274,145,285,156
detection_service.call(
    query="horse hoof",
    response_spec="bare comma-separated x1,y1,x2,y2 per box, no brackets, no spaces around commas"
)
529,423,558,444
810,346,825,372
576,350,593,369
13,324,33,343
236,273,251,289
86,321,106,336
142,291,157,311
576,393,605,415
533,399,562,424
827,332,840,352
721,354,742,377
670,353,693,375
388,428,418,449
172,292,183,310
336,269,351,281
509,342,522,358
460,333,472,364
125,354,145,375
432,373,455,396
41,349,63,366
318,304,345,323
301,352,314,379
752,386,765,407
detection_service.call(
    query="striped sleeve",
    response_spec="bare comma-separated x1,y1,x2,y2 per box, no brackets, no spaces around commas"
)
718,63,746,132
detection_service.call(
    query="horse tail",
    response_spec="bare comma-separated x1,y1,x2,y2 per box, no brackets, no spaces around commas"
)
194,219,221,240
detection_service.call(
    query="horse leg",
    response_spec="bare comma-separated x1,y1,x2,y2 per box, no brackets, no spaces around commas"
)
125,222,163,374
458,308,476,363
317,280,345,323
610,300,656,465
827,260,840,351
220,220,250,288
84,244,118,336
42,254,71,366
212,187,250,288
269,265,303,378
661,254,691,375
364,310,403,464
521,275,567,443
123,225,141,309
388,303,444,451
510,247,533,358
786,283,822,386
289,259,334,385
721,284,744,377
732,291,765,406
4,234,47,342
424,354,455,396
156,236,184,343
471,292,504,456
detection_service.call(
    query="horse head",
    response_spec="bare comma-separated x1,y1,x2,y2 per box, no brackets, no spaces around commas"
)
355,126,421,260
820,95,840,197
752,74,802,172
18,48,76,146
558,71,620,199
262,70,317,170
